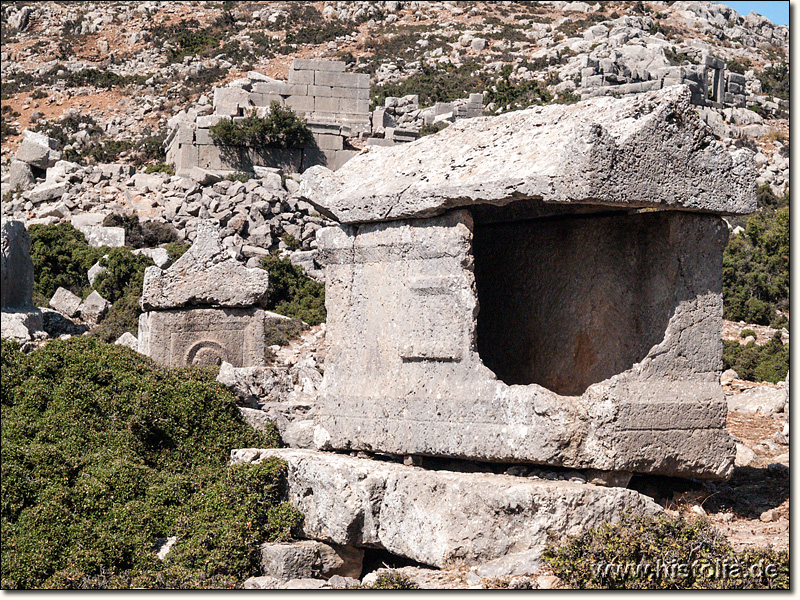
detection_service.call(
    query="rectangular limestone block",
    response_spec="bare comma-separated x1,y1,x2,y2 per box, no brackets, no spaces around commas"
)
251,81,289,95
285,95,315,113
287,69,315,85
138,308,267,368
308,85,335,97
231,449,662,568
315,133,343,150
315,71,370,89
292,58,346,72
194,128,212,145
338,97,369,114
315,96,341,114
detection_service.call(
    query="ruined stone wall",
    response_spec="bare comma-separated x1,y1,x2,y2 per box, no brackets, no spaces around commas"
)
167,59,369,177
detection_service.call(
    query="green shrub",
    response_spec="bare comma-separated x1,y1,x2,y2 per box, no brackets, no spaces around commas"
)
356,572,419,589
165,242,190,263
485,64,551,113
225,171,251,183
739,329,756,339
144,163,174,175
726,57,752,75
264,317,308,349
210,103,313,149
757,62,788,101
370,61,490,109
102,214,178,249
1,105,20,142
260,254,325,325
723,206,788,325
28,222,105,303
30,89,47,100
1,337,295,589
543,512,788,589
723,334,788,383
419,121,451,137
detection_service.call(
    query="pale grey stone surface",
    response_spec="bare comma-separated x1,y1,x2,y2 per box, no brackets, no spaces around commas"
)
87,261,107,285
140,220,269,310
242,575,282,589
114,331,139,351
259,540,363,582
49,287,82,318
8,160,35,192
1,310,43,343
217,361,294,407
476,549,543,578
77,225,125,247
1,219,34,309
79,290,110,323
300,86,756,224
15,130,60,169
231,449,663,568
726,385,787,415
314,209,735,479
138,307,267,368
133,247,171,268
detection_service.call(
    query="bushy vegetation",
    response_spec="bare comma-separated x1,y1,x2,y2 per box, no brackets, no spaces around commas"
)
722,204,788,327
210,103,313,149
144,163,174,175
1,104,20,142
28,222,105,304
1,337,298,589
102,214,179,250
723,334,788,383
370,61,490,109
757,62,788,101
260,254,325,325
485,64,551,113
356,572,419,589
543,512,788,589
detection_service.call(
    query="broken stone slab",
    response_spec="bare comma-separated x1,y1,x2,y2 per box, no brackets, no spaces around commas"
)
77,225,125,248
282,578,330,589
243,576,282,589
140,220,269,310
260,540,363,582
8,160,35,192
476,549,543,578
87,260,107,286
138,308,268,368
49,287,82,318
27,182,67,205
217,361,294,407
1,220,35,310
188,167,223,185
726,385,787,415
133,247,171,269
15,130,60,169
1,309,44,343
79,290,110,324
300,86,755,224
231,449,662,569
115,331,139,351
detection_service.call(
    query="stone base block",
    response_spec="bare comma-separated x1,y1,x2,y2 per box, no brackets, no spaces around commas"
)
231,449,663,568
138,308,267,368
260,540,363,581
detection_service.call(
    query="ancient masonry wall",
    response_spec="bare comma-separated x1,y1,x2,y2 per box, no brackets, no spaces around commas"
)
579,53,748,108
167,59,371,177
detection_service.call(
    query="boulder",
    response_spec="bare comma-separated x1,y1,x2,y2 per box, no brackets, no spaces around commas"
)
87,261,107,285
188,167,223,185
28,182,67,205
231,449,662,568
133,247,171,268
243,576,282,589
15,130,60,169
1,310,43,343
8,160,36,192
115,332,139,351
300,86,755,224
49,287,82,318
140,220,269,310
216,361,294,407
77,225,125,247
476,549,543,578
79,290,111,323
259,540,363,582
727,385,786,415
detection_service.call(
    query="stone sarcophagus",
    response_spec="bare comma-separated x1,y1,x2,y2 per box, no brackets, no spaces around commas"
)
302,85,756,480
138,220,270,368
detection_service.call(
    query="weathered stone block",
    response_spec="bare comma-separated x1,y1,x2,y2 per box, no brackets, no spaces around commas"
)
314,96,340,114
287,69,315,85
49,287,82,317
315,134,343,151
292,58,346,72
313,208,736,479
79,290,110,324
1,220,34,309
231,449,662,568
77,225,125,247
285,95,315,113
140,220,269,310
252,81,291,95
138,307,267,367
259,540,363,581
301,86,756,224
314,71,369,89
194,128,212,145
15,130,60,169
